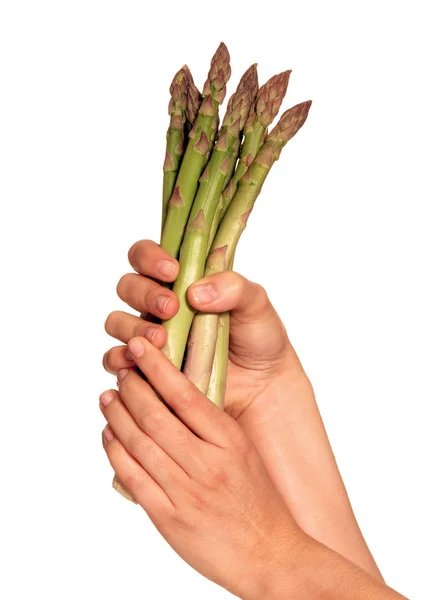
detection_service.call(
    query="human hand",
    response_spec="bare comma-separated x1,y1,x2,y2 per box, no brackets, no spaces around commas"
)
103,239,303,419
102,240,382,580
100,336,304,598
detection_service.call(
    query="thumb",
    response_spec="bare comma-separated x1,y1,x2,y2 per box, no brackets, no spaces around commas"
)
188,271,277,325
188,271,289,370
188,271,277,323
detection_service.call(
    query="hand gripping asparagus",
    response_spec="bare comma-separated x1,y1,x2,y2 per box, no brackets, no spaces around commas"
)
162,76,257,369
160,43,231,259
184,101,312,402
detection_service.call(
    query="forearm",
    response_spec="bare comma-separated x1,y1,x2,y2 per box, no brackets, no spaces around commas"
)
239,346,382,580
242,534,406,600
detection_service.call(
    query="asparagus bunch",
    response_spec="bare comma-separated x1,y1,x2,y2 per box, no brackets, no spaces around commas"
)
163,66,258,368
185,101,312,404
161,43,231,259
112,42,312,501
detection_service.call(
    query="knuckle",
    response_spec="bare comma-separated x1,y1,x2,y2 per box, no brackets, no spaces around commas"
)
177,387,199,410
202,464,227,489
128,430,149,455
186,482,207,512
227,271,245,294
150,409,166,428
139,406,164,432
122,471,145,496
128,240,157,271
132,319,144,339
252,282,269,306
143,284,158,312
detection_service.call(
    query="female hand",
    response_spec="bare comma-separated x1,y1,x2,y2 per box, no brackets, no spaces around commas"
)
103,238,299,419
100,335,303,598
102,239,382,580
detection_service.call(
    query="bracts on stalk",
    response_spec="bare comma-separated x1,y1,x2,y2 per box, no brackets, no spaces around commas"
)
161,42,231,259
111,43,312,501
183,101,312,405
162,68,258,369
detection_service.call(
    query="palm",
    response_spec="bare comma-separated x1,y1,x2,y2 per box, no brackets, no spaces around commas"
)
222,310,290,420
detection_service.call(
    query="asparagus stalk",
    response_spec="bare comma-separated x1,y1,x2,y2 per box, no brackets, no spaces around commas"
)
220,70,291,220
113,68,202,504
183,245,227,392
206,311,230,407
207,193,225,255
184,65,202,134
160,43,231,259
161,68,189,229
184,101,312,398
162,76,257,369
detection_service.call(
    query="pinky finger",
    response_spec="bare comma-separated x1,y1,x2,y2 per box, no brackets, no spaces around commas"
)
103,346,135,375
103,427,173,517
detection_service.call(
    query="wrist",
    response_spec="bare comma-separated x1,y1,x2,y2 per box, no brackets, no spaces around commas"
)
241,534,405,600
236,523,310,600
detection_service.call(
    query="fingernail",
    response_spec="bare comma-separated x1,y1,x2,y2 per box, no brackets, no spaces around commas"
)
155,296,171,314
103,426,114,442
128,338,145,358
144,327,157,343
124,350,134,361
190,283,219,304
157,260,176,278
117,368,129,382
100,391,114,407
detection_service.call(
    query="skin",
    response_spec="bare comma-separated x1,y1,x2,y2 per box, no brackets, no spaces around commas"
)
102,239,405,596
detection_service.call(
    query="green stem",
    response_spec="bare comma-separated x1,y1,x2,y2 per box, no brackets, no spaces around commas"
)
206,311,230,408
160,43,231,260
185,101,312,394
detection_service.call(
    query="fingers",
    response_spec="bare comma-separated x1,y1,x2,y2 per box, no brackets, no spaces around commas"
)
102,424,173,515
115,369,204,475
103,345,135,375
117,273,179,319
187,271,277,325
127,337,240,449
100,390,188,503
128,240,179,282
104,311,167,346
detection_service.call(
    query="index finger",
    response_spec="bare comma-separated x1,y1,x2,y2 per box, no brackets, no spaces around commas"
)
127,337,238,449
128,240,179,282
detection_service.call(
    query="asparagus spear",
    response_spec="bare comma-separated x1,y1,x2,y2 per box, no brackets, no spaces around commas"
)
220,70,291,219
207,65,259,252
183,244,227,392
160,43,231,259
206,312,230,407
184,65,202,134
113,68,202,503
162,77,257,369
161,68,189,229
184,101,312,400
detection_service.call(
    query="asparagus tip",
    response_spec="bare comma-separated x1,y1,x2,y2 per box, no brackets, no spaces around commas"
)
255,69,292,127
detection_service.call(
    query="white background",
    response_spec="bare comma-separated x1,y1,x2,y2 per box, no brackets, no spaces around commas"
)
1,1,447,598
